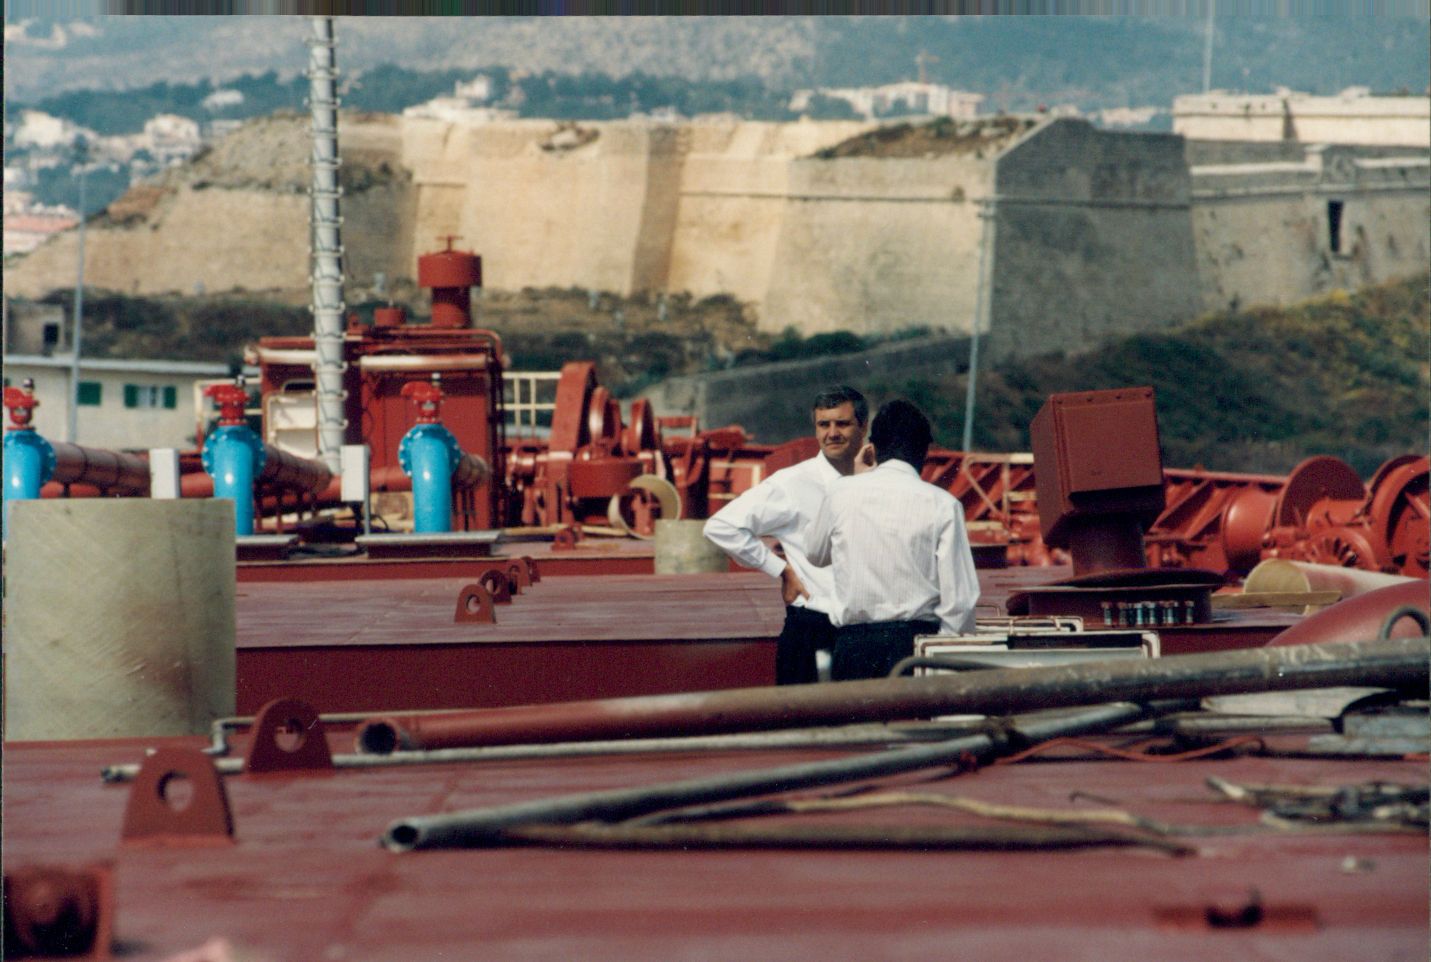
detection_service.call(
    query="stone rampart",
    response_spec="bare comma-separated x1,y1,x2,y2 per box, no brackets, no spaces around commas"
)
5,113,1427,359
985,120,1203,359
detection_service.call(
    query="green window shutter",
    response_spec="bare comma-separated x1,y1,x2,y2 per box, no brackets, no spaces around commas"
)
78,382,103,406
163,385,178,409
124,384,139,408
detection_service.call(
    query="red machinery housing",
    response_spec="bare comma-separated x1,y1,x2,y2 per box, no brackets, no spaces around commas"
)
251,238,505,533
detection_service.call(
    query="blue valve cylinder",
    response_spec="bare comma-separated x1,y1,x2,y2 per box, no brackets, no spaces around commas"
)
3,430,56,529
202,425,267,536
399,422,463,533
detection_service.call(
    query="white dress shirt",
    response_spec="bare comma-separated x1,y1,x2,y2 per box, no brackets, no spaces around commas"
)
807,459,979,634
702,454,843,615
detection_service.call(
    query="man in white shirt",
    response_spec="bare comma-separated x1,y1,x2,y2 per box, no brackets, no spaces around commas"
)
703,387,869,684
807,399,980,681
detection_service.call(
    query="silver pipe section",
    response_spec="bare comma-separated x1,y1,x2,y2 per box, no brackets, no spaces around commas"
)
100,723,987,783
96,712,1332,784
307,16,347,473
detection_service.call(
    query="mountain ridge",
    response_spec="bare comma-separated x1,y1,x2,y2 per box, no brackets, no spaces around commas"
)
6,16,1427,113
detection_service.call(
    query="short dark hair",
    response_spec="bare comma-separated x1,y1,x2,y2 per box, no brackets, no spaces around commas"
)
811,386,868,425
869,399,932,469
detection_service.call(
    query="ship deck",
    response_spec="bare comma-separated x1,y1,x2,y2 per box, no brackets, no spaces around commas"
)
232,560,1301,714
6,727,1426,961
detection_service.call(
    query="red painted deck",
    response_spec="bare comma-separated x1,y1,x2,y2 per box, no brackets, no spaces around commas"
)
235,571,785,713
237,537,668,582
6,732,1426,961
232,565,1299,713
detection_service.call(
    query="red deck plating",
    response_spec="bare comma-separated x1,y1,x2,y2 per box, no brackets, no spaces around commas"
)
5,734,1425,961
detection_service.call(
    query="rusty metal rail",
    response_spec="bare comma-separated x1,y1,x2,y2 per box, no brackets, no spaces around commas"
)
358,636,1430,755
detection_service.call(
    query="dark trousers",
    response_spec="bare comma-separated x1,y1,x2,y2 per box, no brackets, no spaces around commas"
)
831,619,940,682
775,605,837,685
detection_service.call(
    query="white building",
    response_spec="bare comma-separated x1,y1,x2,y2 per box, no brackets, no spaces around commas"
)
12,110,80,149
202,88,245,111
791,82,984,120
143,114,203,167
1174,87,1431,147
4,355,232,450
402,75,512,123
454,76,492,102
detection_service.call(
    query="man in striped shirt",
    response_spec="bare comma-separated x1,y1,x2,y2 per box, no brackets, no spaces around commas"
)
808,399,980,681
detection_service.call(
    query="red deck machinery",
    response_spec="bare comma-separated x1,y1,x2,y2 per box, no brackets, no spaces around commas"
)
250,241,505,530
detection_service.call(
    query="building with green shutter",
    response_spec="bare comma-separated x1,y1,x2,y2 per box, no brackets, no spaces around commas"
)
3,355,234,450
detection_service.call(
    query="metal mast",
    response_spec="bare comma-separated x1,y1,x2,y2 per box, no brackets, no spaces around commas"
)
307,16,346,473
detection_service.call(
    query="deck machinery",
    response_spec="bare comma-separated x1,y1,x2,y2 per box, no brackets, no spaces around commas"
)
226,241,1428,581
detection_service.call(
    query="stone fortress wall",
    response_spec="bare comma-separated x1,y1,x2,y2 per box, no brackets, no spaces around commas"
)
7,111,1428,361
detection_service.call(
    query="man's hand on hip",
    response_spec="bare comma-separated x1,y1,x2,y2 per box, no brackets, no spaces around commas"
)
781,564,810,605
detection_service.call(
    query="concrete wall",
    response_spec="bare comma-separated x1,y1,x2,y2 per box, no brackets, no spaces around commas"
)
4,181,412,301
408,117,874,305
986,120,1202,358
440,121,669,294
760,157,989,337
5,113,1426,358
1175,92,1431,147
3,299,69,354
1190,144,1431,312
663,119,880,323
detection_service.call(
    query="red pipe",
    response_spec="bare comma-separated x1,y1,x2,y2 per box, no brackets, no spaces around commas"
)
39,482,106,498
356,636,1428,754
49,442,149,495
256,445,332,494
180,472,214,498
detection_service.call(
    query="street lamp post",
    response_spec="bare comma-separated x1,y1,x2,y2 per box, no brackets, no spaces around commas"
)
961,197,995,454
67,148,88,444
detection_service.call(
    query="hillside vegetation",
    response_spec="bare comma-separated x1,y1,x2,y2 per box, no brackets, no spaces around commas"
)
868,277,1429,477
44,276,1426,477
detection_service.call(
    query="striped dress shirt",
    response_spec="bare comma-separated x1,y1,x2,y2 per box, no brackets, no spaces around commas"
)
807,459,979,634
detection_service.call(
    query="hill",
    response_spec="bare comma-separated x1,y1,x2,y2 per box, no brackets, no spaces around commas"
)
37,275,1428,477
7,17,1427,112
867,276,1430,477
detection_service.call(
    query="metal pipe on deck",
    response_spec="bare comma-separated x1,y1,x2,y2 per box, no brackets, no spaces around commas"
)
380,700,1191,851
357,635,1430,755
50,443,149,494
